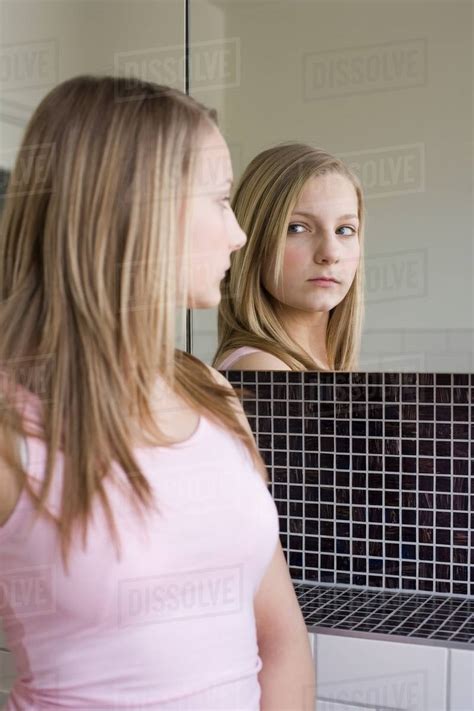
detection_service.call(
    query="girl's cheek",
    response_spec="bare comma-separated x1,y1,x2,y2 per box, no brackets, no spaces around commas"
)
283,244,306,274
349,245,361,272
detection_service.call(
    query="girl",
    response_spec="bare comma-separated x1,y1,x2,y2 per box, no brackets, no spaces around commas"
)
213,143,365,371
0,76,314,709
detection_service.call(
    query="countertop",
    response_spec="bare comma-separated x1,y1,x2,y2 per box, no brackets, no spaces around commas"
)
294,582,474,651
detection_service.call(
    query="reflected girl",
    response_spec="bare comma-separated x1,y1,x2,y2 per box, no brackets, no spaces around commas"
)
213,143,365,371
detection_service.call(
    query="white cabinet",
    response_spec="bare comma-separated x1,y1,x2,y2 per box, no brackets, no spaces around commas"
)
0,649,15,697
0,622,13,706
449,649,474,711
316,703,376,711
309,632,377,710
314,633,449,711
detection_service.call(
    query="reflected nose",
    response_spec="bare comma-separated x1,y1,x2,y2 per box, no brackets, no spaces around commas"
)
313,233,340,264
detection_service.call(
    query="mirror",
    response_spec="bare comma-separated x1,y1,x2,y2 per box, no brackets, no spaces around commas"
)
0,0,188,348
188,0,473,371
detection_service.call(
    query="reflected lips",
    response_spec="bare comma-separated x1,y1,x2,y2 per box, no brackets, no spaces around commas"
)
308,277,338,287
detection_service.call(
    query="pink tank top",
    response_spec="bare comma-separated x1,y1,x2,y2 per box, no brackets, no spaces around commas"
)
216,347,263,370
0,382,279,709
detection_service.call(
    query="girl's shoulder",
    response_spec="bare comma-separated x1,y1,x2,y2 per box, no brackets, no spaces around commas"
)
216,347,290,371
216,346,263,369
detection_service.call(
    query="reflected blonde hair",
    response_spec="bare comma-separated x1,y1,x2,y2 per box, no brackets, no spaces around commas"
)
0,75,267,572
213,143,365,371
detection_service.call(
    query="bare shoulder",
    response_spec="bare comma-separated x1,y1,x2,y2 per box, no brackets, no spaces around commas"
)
228,351,291,371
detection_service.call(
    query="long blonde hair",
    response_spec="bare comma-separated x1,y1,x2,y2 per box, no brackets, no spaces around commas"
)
213,143,365,370
0,75,267,572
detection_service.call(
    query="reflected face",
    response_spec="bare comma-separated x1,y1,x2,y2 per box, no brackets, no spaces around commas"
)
262,172,360,314
183,125,247,309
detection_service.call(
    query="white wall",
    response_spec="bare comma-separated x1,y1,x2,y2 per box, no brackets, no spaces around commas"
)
0,0,185,162
0,0,187,346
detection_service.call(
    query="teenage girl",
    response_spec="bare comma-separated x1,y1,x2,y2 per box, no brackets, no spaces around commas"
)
213,143,365,371
0,76,314,709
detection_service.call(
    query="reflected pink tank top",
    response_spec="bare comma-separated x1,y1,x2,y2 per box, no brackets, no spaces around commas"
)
216,348,264,370
0,382,279,709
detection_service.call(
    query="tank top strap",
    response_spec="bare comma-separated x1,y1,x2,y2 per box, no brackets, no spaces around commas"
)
216,347,264,369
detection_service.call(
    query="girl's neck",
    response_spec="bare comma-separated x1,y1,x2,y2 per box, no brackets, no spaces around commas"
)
277,307,330,369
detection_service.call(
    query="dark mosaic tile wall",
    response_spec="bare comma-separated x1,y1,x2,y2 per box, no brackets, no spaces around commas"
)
222,371,474,597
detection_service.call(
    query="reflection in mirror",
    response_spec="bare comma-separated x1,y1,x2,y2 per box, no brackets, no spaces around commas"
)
189,0,473,372
212,143,365,371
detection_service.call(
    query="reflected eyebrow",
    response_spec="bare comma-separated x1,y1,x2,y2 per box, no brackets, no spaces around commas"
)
292,210,359,221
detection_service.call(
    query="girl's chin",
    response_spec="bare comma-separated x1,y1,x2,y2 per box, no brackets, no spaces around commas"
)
280,295,341,312
187,290,222,310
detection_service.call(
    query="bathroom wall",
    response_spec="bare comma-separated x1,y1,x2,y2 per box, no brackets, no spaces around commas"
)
223,369,473,597
0,0,185,165
0,0,188,346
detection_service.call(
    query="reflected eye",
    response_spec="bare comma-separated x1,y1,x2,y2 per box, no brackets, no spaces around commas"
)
288,223,306,234
337,225,357,236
